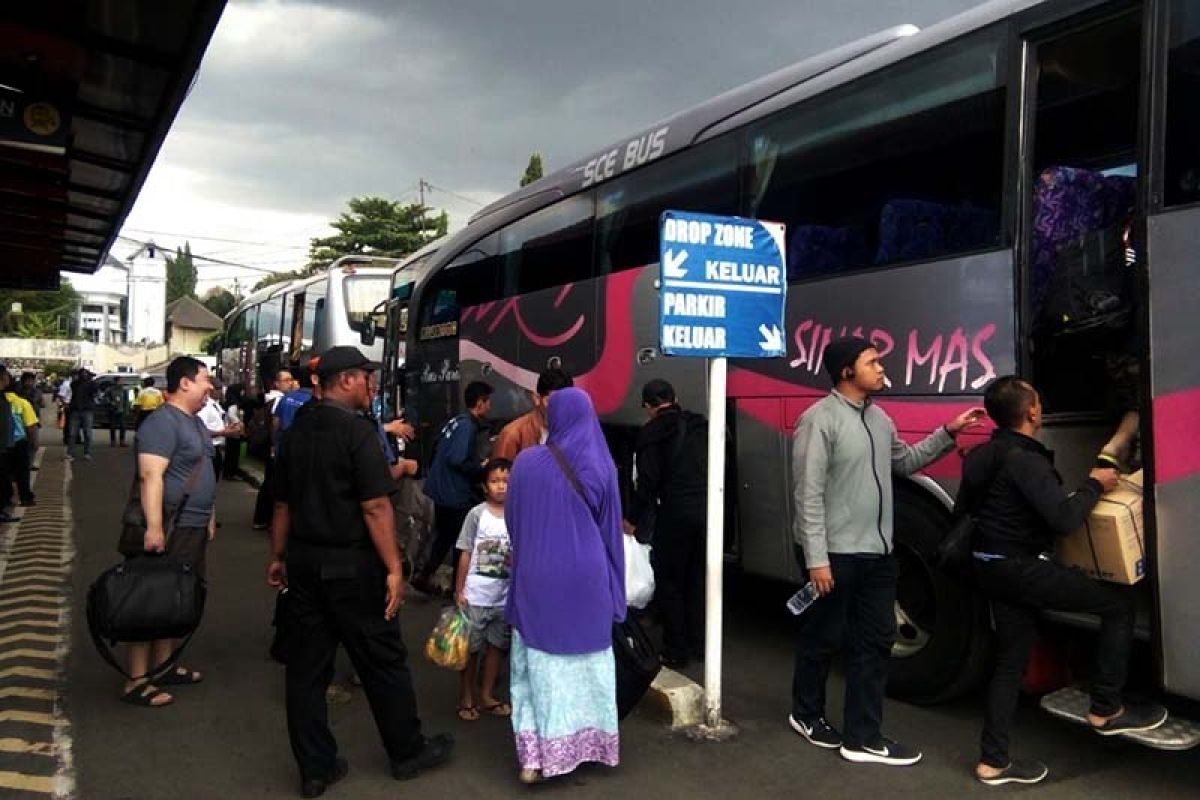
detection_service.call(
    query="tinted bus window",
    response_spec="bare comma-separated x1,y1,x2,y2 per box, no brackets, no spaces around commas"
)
747,28,1007,279
418,236,500,340
1165,0,1200,207
226,308,252,346
302,280,326,350
498,194,595,295
595,138,738,275
256,296,283,348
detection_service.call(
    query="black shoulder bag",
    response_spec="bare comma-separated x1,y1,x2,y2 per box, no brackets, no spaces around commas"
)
934,444,1014,575
87,446,210,680
548,443,661,719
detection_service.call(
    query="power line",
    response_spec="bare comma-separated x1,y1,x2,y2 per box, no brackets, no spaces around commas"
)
422,181,487,208
120,227,310,250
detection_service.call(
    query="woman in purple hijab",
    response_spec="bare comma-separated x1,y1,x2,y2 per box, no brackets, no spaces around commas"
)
504,387,625,783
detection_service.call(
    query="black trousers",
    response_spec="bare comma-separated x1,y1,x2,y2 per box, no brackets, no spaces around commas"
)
9,440,32,504
253,458,275,526
285,546,425,780
109,412,127,445
222,439,241,479
651,506,705,660
211,446,224,483
975,556,1134,767
792,552,898,749
420,504,469,582
0,448,12,509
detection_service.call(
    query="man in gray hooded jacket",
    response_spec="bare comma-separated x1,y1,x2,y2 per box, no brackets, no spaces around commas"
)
788,336,984,767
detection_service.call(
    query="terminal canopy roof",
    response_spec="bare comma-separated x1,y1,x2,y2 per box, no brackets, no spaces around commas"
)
0,0,226,290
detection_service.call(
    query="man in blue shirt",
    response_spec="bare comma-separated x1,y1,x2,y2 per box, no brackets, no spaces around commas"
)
413,381,492,595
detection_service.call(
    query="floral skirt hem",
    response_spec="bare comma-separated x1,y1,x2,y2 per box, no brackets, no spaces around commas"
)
514,728,619,776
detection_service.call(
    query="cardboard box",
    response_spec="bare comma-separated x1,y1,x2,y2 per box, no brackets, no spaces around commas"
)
1057,471,1145,585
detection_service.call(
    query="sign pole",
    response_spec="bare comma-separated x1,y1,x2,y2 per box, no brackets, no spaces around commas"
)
703,355,727,729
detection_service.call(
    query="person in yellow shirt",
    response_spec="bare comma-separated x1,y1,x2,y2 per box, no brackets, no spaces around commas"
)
2,368,40,507
134,375,164,429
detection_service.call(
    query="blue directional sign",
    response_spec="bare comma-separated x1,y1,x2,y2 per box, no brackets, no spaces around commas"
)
659,210,787,358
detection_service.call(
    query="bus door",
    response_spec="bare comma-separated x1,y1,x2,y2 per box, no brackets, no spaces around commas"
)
1019,5,1147,482
1145,0,1200,701
382,283,413,420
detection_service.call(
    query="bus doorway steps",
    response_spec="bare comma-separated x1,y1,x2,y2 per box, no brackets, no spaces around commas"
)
1040,687,1200,751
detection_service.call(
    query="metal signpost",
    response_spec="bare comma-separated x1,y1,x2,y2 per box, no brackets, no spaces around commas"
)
659,210,786,732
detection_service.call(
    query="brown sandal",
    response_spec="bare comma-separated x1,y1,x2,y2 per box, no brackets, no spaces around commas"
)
457,705,480,722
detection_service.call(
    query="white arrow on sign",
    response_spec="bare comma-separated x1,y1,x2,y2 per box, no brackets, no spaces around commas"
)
663,248,689,279
758,324,784,352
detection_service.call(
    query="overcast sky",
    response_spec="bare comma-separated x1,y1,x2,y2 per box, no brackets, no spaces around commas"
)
116,0,989,291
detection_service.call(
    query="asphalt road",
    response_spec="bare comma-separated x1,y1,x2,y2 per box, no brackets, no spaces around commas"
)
51,436,1200,799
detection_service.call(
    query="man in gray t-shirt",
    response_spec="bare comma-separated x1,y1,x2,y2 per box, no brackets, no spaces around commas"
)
137,402,216,527
117,356,218,709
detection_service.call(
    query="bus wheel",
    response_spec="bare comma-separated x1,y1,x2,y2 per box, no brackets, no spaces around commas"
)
887,492,992,705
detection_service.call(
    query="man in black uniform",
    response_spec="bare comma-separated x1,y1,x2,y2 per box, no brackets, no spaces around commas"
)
269,346,453,798
626,378,709,668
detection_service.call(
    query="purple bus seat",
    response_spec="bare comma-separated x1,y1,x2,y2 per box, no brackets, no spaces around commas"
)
875,199,998,265
1031,166,1135,313
787,225,870,279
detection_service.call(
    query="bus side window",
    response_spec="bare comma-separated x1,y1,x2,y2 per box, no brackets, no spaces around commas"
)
498,194,595,296
304,279,326,351
419,236,501,338
1164,0,1200,208
312,297,326,349
746,26,1007,279
595,137,738,275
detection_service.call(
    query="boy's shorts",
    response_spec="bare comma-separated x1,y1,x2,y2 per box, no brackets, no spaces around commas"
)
464,604,511,653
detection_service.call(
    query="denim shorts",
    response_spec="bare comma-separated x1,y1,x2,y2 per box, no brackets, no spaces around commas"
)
464,604,511,653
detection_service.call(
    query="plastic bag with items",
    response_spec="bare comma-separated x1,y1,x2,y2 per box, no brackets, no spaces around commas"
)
424,606,470,671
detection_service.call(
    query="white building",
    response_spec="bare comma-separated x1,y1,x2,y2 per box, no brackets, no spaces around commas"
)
125,241,168,345
66,254,127,344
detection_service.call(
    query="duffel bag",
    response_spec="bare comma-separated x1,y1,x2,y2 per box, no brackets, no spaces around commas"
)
86,556,207,679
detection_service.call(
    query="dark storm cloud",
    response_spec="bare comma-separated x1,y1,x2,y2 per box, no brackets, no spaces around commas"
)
168,0,990,218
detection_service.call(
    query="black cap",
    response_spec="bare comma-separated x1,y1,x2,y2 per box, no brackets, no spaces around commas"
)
823,336,876,385
316,346,380,381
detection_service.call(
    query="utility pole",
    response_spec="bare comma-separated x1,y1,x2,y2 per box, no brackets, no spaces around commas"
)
417,178,432,236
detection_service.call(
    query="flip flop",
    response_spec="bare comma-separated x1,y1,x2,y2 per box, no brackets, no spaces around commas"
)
482,701,512,718
457,705,480,722
155,666,204,686
121,683,173,708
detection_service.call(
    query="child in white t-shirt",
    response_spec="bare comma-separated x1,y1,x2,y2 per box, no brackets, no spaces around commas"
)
453,459,513,721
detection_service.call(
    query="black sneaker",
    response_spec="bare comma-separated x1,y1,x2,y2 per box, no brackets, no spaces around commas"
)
300,757,349,798
977,759,1049,786
391,733,455,780
1093,703,1169,736
788,715,842,749
840,737,922,766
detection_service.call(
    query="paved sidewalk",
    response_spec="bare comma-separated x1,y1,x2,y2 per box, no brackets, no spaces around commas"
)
0,447,74,799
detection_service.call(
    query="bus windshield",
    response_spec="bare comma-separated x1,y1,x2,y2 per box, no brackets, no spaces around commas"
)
344,275,390,331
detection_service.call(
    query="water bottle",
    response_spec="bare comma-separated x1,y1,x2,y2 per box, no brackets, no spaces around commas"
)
786,582,821,616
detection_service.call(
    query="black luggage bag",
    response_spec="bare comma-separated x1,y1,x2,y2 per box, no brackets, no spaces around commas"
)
613,614,660,720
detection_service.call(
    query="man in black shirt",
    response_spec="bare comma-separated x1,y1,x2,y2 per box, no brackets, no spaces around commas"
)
961,376,1167,786
66,367,97,462
269,346,452,797
626,379,709,668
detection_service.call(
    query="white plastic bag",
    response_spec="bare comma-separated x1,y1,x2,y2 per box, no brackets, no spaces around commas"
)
624,535,655,609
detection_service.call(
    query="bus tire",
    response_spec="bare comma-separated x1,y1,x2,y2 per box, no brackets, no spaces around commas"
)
887,489,992,705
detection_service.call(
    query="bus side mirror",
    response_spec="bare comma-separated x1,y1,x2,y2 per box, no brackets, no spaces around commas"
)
359,322,376,347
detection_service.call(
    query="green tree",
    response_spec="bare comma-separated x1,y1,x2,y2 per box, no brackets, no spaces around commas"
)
520,152,544,187
166,242,197,303
306,196,448,271
0,279,81,338
201,287,238,319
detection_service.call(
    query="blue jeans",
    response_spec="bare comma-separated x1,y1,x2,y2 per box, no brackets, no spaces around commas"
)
68,410,94,457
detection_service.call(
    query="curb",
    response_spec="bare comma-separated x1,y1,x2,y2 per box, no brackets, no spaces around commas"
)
645,668,705,729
